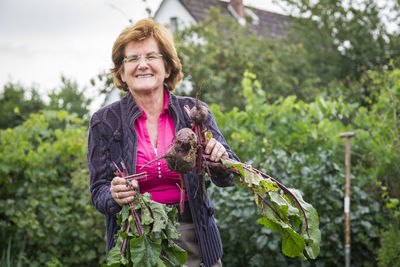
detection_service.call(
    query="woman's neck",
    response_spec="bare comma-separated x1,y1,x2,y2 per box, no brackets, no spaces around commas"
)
130,88,164,117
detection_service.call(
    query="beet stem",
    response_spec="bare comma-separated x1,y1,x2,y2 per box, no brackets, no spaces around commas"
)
205,156,311,237
257,193,284,222
248,167,310,237
120,220,130,253
140,155,166,170
184,105,191,116
177,174,186,214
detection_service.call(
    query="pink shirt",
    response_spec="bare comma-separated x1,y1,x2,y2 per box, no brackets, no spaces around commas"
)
134,91,188,204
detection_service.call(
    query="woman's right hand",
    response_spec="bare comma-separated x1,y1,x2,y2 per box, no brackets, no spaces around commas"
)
110,177,138,206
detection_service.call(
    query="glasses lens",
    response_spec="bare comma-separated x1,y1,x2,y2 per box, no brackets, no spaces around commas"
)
124,53,162,64
124,55,140,63
146,53,161,60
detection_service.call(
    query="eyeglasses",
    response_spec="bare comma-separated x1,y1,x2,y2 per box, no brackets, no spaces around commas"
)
123,52,163,64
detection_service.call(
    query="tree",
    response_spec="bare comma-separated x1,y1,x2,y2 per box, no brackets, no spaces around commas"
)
279,0,400,85
174,7,320,110
0,76,92,130
0,83,45,129
48,76,91,120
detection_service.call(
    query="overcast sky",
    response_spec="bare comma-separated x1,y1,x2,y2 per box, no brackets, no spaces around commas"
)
0,0,284,109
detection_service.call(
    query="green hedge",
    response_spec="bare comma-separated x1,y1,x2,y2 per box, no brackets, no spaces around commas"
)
209,69,399,266
0,111,105,266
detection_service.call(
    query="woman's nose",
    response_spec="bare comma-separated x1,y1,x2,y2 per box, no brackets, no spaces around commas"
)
137,57,149,69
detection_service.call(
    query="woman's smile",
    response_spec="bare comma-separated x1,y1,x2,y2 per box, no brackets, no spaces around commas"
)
135,74,154,78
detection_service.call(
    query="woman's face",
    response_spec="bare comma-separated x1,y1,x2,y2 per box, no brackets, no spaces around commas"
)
120,37,169,95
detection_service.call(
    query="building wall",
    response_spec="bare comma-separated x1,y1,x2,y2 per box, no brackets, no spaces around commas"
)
154,0,196,30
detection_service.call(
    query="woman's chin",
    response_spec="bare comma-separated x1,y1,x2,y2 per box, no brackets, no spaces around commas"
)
129,85,163,95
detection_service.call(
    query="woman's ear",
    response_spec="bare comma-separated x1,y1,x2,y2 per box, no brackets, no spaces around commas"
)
119,67,126,83
165,66,170,79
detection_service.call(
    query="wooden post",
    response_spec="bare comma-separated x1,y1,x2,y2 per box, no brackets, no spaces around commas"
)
339,132,356,267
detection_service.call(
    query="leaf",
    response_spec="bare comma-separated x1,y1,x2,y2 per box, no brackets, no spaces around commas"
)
56,110,69,122
141,204,154,226
121,204,130,224
289,189,321,259
268,191,299,218
221,158,262,187
281,226,306,259
162,239,188,265
150,201,169,233
260,179,279,192
220,157,321,260
257,217,281,233
205,130,213,139
130,235,162,267
106,247,124,265
164,219,181,241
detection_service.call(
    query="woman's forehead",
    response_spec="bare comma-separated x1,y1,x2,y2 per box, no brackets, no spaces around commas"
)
124,37,160,54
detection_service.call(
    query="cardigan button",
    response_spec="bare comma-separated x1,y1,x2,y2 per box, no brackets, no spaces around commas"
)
113,130,121,141
207,207,215,216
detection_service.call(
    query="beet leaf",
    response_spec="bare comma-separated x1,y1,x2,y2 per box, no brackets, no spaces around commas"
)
219,157,321,259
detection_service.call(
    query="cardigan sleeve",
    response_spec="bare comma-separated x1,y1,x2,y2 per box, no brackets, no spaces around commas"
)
87,112,122,216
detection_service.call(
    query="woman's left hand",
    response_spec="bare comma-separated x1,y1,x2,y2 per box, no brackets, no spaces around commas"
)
205,138,229,162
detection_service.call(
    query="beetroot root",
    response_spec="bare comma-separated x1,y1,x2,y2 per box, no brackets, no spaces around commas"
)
164,146,196,174
140,128,198,174
166,128,198,174
189,102,208,124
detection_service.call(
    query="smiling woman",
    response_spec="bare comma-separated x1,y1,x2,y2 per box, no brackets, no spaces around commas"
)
120,37,170,99
87,18,238,267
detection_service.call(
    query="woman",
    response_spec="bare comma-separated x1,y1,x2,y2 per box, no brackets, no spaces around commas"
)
87,18,238,267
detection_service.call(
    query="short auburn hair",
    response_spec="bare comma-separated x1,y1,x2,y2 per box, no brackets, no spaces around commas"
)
110,19,183,91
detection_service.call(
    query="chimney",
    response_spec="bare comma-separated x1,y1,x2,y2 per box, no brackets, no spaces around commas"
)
230,0,245,18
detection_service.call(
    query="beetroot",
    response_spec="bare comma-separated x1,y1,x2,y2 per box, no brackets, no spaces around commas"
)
175,128,198,153
165,128,197,174
140,128,198,174
189,101,208,124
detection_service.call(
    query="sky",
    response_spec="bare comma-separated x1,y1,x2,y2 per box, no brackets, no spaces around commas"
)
0,0,284,110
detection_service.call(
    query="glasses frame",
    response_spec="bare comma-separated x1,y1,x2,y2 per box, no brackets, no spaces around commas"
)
123,52,163,65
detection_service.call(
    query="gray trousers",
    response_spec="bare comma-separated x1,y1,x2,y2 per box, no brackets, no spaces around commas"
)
175,222,222,267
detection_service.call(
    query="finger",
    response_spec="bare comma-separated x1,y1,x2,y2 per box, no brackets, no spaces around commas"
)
125,179,138,189
210,143,223,161
112,190,136,206
205,138,216,154
112,184,137,193
214,148,227,162
120,194,136,205
114,190,136,200
111,177,127,186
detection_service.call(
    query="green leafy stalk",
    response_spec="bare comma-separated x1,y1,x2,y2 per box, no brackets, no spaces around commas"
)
104,162,187,266
103,192,187,267
218,157,321,260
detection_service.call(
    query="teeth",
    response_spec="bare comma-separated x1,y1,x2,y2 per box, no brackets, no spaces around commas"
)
136,74,153,78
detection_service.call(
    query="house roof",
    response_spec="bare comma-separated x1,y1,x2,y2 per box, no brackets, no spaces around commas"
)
155,0,291,38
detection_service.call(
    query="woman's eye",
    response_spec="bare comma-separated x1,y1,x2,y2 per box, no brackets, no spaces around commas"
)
128,56,140,62
146,54,157,60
